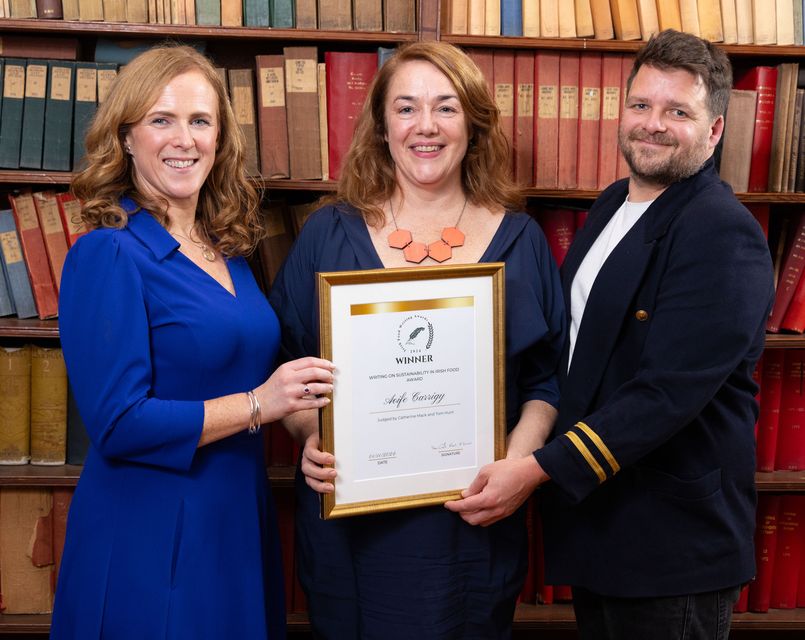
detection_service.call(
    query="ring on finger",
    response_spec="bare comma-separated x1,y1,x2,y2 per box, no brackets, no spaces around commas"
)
303,385,311,396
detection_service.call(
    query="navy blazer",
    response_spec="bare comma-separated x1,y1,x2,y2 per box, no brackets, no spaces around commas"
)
535,160,774,597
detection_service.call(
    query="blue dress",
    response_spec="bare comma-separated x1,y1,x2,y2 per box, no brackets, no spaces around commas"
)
51,200,286,640
269,204,565,640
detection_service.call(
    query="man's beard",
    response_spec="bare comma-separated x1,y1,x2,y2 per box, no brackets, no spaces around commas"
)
618,128,710,187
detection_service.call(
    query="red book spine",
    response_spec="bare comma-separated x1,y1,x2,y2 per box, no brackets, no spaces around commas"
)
537,208,576,267
780,271,805,333
55,193,86,248
324,51,378,182
748,494,781,612
534,51,560,189
32,191,69,293
615,55,634,181
767,213,805,333
769,494,804,608
513,51,535,186
9,191,58,319
733,584,749,613
467,48,494,100
493,50,515,179
775,349,805,471
553,584,572,602
757,349,784,471
597,52,622,190
734,66,778,192
577,52,601,191
557,52,580,189
746,203,770,239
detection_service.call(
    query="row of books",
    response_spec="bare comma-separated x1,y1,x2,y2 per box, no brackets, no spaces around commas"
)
470,49,633,190
0,486,73,614
0,0,416,31
754,349,805,472
737,494,805,612
0,58,119,172
0,345,89,467
444,0,805,46
0,191,86,320
720,64,805,195
766,210,805,333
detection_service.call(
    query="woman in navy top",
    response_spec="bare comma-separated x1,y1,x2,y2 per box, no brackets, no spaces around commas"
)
269,42,565,639
51,45,333,640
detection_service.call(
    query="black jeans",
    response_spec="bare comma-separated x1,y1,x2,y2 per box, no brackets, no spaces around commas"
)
572,585,741,640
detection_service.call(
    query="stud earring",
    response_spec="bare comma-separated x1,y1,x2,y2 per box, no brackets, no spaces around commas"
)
125,144,132,154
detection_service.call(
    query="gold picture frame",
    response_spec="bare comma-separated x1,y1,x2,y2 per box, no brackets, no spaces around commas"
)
317,263,506,519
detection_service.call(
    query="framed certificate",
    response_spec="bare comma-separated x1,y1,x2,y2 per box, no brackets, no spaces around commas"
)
318,263,506,519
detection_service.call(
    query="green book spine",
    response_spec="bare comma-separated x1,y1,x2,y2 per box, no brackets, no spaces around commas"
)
270,0,293,27
244,0,269,25
195,0,221,24
72,62,98,171
19,59,49,169
42,60,75,172
0,59,26,169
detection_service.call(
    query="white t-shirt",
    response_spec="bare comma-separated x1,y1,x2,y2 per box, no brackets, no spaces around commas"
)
567,197,654,370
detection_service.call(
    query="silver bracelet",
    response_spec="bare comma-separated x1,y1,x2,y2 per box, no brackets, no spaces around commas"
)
246,390,261,435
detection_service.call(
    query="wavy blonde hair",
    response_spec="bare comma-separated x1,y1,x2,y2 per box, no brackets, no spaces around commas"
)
330,41,523,227
71,44,262,256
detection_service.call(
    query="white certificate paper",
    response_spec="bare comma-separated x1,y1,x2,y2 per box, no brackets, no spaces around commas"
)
318,264,505,519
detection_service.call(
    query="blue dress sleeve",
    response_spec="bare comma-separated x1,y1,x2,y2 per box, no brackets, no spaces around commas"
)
58,231,203,471
512,219,565,410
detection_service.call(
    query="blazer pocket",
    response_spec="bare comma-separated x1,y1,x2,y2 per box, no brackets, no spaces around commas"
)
636,466,722,501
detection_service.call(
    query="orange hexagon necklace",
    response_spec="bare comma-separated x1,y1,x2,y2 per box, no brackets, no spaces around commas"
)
387,196,468,263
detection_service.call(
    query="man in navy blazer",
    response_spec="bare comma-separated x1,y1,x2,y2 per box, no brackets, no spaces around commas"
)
446,29,773,638
529,30,774,639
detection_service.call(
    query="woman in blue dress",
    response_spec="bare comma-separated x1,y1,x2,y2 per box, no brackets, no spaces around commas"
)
51,45,334,640
269,42,566,639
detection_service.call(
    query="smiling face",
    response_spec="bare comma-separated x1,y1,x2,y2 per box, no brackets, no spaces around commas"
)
618,64,723,193
124,70,219,216
383,60,469,194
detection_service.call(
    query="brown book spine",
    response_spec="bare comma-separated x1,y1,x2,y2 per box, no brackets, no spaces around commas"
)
295,0,317,27
493,50,515,179
535,51,560,189
35,0,63,18
589,0,614,38
10,0,36,17
769,63,796,193
221,0,242,25
51,487,73,591
353,0,382,30
655,0,682,29
384,0,414,32
9,192,58,319
227,68,260,177
255,55,290,179
577,52,601,190
61,0,80,19
788,90,805,192
0,345,31,465
719,89,758,193
318,0,351,29
317,62,329,180
29,346,67,466
514,50,535,186
609,0,642,40
0,36,79,61
558,52,580,189
259,203,294,286
0,488,54,613
284,47,322,180
78,0,104,20
32,191,69,292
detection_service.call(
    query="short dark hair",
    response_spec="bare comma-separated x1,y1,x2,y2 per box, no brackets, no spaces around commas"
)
627,29,733,118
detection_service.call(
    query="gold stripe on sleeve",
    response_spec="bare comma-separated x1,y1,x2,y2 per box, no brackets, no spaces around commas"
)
565,432,606,483
576,421,621,475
